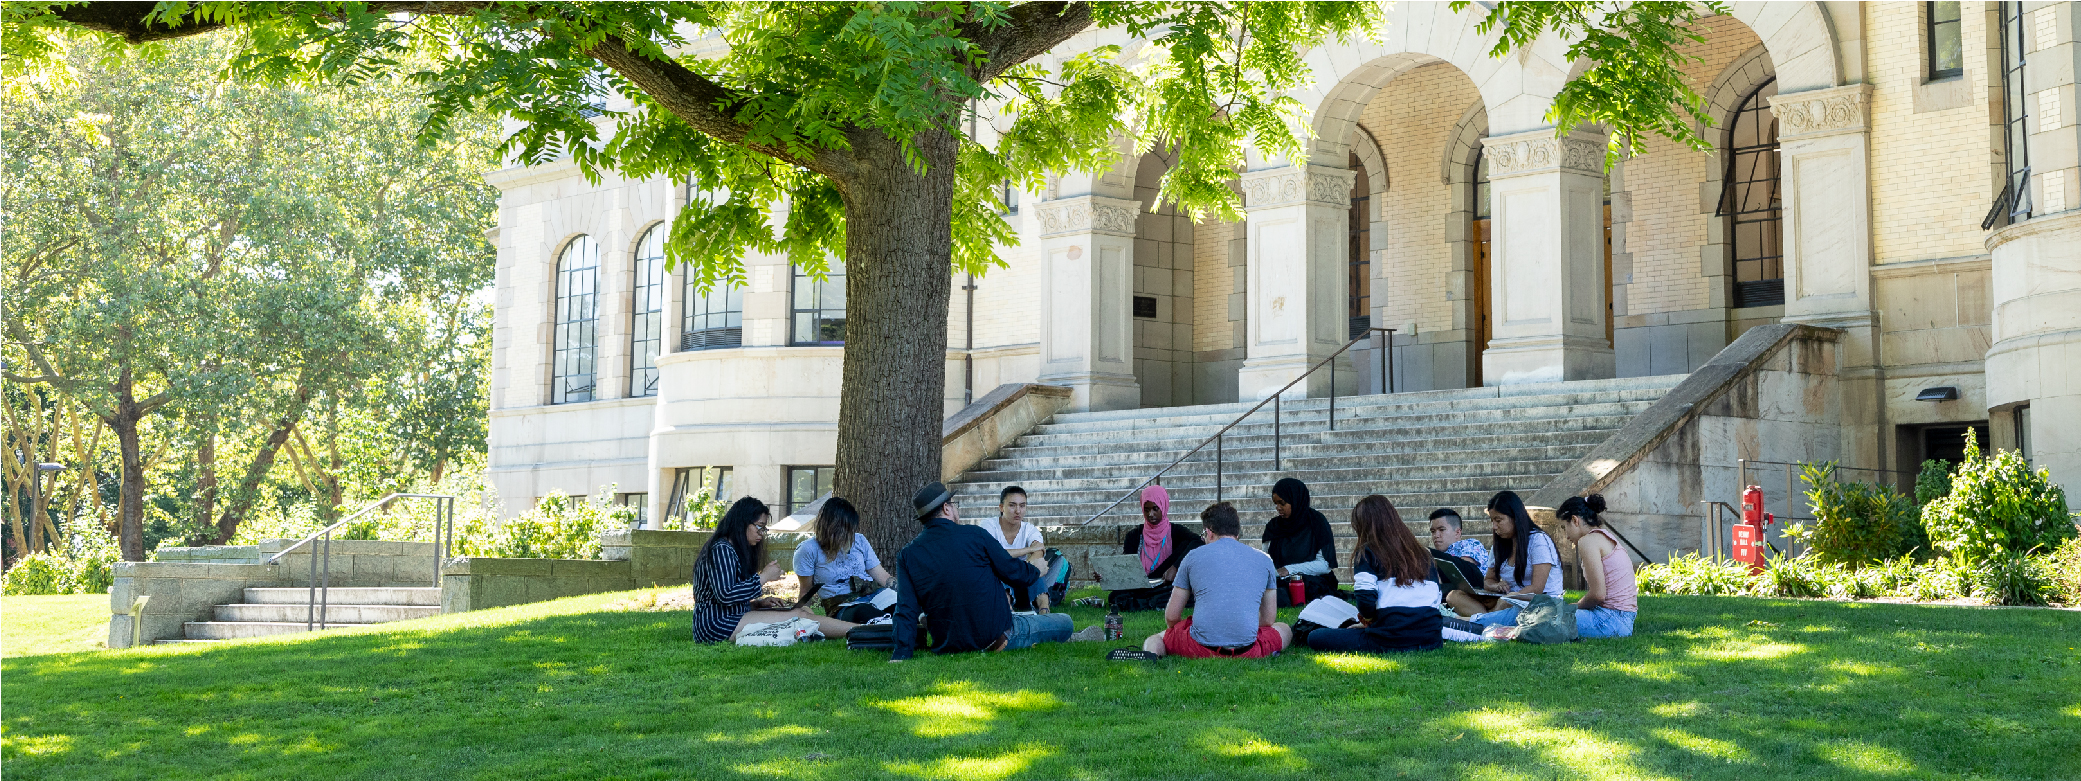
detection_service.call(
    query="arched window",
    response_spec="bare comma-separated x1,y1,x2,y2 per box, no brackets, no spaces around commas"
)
683,265,743,351
629,226,666,397
551,236,600,404
1721,76,1782,308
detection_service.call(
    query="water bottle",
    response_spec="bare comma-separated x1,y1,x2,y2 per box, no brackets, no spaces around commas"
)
1103,607,1123,641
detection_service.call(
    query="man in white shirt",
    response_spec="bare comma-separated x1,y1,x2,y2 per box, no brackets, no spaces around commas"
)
981,486,1062,612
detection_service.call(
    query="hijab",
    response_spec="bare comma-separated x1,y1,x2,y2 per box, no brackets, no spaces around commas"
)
1139,484,1172,574
1264,478,1337,569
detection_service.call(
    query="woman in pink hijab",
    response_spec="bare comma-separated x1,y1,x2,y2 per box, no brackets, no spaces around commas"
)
1108,483,1204,611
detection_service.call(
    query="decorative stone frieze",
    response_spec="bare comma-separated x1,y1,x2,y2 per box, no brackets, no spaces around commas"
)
1034,195,1140,238
1480,129,1605,179
1241,165,1356,209
1768,84,1871,141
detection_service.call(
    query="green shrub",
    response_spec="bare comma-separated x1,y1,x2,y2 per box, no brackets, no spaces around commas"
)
1756,554,1825,598
1638,553,1755,596
1790,462,1924,567
660,486,725,531
2049,537,2081,605
1921,429,2077,564
61,523,120,594
458,489,637,560
1973,551,2057,607
1864,555,1920,597
1914,458,1951,505
1908,560,1968,602
2,554,72,595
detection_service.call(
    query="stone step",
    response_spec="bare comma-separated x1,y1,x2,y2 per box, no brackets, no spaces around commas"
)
1050,374,1686,425
956,472,1558,505
976,439,1602,475
243,587,441,606
215,603,441,624
1016,404,1653,447
959,458,1579,491
1003,417,1636,460
182,620,379,640
1032,397,1661,438
1009,491,1534,524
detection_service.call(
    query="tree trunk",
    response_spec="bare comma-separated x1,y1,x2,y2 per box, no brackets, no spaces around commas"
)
210,384,313,544
192,415,217,545
110,409,146,561
832,129,959,560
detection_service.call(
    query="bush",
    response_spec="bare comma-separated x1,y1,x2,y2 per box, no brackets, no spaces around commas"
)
2049,537,2081,605
1863,555,1920,597
458,489,637,560
1907,560,1968,602
1921,429,2077,564
1973,551,2057,607
2,554,73,595
1638,553,1754,596
1789,462,1924,567
659,486,725,531
1755,554,1825,598
1914,458,1951,505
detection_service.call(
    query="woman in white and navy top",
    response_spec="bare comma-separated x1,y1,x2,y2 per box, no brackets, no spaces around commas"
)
692,497,859,643
1303,496,1445,653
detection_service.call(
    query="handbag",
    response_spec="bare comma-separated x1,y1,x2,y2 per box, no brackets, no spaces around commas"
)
1512,594,1579,644
844,621,930,652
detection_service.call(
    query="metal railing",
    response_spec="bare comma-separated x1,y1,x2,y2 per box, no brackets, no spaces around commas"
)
265,493,457,631
1079,328,1396,524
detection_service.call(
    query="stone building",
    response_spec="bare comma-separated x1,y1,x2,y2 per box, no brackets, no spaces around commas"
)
484,2,2081,535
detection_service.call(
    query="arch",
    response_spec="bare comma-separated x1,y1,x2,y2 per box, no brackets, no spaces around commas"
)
1725,2,1841,92
550,234,602,405
629,223,669,397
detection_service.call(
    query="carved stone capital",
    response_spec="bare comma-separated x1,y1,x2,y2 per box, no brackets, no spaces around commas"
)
1768,84,1871,142
1481,129,1607,179
1241,165,1355,210
1034,195,1140,238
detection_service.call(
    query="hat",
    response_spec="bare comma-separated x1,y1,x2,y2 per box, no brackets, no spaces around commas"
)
913,482,954,520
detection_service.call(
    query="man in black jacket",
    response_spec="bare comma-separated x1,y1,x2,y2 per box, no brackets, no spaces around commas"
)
889,482,1077,661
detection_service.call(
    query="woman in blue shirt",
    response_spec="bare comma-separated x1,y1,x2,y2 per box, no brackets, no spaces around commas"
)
791,497,893,619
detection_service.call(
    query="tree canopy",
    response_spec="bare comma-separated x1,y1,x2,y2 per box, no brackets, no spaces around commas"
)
8,1,1730,553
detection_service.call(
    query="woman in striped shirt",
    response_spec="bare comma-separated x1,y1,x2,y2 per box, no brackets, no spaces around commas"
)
692,497,858,643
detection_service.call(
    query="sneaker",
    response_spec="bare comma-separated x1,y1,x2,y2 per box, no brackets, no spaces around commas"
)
1070,625,1106,642
1073,597,1107,608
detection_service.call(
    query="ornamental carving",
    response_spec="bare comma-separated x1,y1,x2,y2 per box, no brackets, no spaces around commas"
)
1482,134,1604,179
1242,167,1354,209
1035,196,1139,238
1768,85,1870,141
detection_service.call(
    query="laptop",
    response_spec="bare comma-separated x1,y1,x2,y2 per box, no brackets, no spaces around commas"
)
1431,553,1506,598
1090,554,1165,591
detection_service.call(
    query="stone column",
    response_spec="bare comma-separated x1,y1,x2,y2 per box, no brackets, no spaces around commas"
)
1479,128,1615,385
1034,195,1142,411
1237,164,1355,400
1768,85,1884,470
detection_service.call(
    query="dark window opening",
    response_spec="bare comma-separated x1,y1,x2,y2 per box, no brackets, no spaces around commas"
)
551,236,600,404
1133,296,1157,319
1922,424,1991,466
1927,2,1965,80
1720,77,1784,308
1348,154,1372,341
791,263,846,345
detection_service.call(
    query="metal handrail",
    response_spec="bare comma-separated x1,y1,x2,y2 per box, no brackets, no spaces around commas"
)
1079,328,1397,525
265,492,456,631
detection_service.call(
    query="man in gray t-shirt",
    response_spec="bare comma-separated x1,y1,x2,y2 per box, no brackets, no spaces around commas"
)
1141,502,1291,658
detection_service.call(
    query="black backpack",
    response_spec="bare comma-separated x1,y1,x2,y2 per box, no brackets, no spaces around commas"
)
844,622,930,652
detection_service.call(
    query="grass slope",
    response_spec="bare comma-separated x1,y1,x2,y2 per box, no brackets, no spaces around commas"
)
4,594,111,658
3,589,2076,780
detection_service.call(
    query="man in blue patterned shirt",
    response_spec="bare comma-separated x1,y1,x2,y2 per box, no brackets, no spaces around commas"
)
1428,508,1492,577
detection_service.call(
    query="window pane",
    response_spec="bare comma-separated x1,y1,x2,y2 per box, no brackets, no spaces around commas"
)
552,235,600,404
1934,24,1963,72
1931,1,1959,24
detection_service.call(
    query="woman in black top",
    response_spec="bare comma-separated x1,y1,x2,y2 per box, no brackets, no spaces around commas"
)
691,497,857,643
1264,477,1340,604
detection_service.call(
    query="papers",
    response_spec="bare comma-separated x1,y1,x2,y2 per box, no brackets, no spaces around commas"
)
869,588,898,610
1090,554,1164,591
1297,596,1360,628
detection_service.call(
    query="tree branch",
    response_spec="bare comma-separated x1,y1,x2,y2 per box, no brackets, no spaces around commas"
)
963,2,1093,82
50,2,489,44
582,37,852,179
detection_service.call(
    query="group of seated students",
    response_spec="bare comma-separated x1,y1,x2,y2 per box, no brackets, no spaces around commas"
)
689,474,1637,657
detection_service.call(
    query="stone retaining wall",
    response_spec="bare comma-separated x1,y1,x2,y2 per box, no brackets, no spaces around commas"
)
439,557,637,612
107,562,285,649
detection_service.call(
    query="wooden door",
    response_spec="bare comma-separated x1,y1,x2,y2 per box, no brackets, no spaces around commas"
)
1472,216,1491,386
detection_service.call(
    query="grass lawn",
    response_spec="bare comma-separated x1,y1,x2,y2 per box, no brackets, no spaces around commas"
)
3,588,2076,780
4,594,111,658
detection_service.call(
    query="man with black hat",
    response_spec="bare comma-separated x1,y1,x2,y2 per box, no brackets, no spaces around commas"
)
889,482,1078,661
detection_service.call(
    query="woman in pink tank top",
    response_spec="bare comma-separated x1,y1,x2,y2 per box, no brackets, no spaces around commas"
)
1558,495,1638,638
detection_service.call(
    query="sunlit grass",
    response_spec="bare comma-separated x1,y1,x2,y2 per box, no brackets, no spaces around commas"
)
2,594,109,657
3,590,2076,780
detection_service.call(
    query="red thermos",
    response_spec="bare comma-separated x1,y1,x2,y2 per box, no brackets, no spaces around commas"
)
1285,576,1306,604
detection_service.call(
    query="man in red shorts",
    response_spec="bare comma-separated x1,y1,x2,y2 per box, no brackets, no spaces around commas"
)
1140,502,1290,658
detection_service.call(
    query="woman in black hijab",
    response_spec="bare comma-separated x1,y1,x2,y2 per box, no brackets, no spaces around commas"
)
1264,478,1339,605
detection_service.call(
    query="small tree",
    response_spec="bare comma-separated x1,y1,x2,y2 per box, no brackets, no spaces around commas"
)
1789,462,1924,568
1921,430,2076,565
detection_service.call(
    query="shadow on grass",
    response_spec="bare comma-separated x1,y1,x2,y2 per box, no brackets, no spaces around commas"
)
3,595,2076,780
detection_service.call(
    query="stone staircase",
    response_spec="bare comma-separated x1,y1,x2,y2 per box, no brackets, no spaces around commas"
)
947,374,1688,571
159,586,442,644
